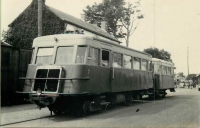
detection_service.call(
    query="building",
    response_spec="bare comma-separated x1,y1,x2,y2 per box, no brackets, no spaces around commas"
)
6,0,120,49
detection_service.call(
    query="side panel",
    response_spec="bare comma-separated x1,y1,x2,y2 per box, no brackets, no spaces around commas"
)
100,67,111,93
62,65,110,94
161,75,174,89
111,68,153,92
154,74,174,90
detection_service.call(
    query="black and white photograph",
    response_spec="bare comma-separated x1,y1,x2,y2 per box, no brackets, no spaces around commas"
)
1,0,200,127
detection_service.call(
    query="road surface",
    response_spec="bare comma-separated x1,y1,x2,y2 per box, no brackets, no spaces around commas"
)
1,88,200,127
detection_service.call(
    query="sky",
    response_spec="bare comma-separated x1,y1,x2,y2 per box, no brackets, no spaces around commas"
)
1,0,200,75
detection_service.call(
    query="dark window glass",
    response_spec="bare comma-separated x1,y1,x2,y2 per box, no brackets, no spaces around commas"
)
102,50,109,67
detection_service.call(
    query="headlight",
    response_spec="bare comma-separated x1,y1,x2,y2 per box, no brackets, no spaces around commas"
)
36,89,42,96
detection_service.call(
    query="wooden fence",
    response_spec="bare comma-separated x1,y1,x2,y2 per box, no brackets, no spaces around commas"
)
1,45,32,105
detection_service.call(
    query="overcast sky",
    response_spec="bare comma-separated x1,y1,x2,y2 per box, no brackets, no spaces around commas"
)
1,0,200,75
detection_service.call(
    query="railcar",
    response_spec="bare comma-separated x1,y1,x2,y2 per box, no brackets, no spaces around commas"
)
151,58,175,98
19,34,156,116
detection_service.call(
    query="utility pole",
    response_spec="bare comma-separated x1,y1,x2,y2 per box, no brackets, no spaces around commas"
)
38,0,43,37
187,47,189,77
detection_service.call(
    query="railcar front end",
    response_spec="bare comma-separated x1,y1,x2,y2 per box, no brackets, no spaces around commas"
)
19,35,111,116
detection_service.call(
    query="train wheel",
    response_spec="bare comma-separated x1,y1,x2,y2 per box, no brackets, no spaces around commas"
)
53,109,62,115
82,100,91,116
161,94,166,98
125,94,133,106
76,100,91,117
134,94,142,100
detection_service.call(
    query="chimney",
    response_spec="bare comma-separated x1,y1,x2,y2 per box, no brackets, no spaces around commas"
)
31,0,45,9
101,21,107,31
81,14,86,22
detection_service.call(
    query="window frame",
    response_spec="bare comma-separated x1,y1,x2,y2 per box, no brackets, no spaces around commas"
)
141,59,148,71
75,45,88,64
87,46,100,66
101,49,110,67
123,54,132,69
113,52,123,68
55,46,75,64
35,47,54,65
133,57,141,70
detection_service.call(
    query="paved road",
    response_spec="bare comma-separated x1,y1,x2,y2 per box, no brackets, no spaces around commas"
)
1,88,200,127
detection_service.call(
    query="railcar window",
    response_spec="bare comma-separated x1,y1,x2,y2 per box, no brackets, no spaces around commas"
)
55,47,74,64
30,48,35,64
148,61,152,71
141,59,147,71
87,47,99,66
171,68,174,75
124,55,132,69
102,50,109,67
113,53,122,68
165,66,168,75
162,66,167,75
162,66,164,75
36,48,54,64
133,57,140,70
168,67,171,75
76,46,87,64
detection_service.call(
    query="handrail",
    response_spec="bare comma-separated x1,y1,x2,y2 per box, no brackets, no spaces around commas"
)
19,77,90,80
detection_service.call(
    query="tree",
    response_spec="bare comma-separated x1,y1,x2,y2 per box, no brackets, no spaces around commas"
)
83,0,125,37
120,0,144,47
144,47,172,62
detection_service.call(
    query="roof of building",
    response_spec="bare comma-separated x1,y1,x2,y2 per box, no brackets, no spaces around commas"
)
8,0,121,44
46,6,120,43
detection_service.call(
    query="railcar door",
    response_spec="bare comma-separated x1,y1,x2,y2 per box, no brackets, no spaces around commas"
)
100,49,111,93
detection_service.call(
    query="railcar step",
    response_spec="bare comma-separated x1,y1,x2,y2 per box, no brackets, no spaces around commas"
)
170,89,176,92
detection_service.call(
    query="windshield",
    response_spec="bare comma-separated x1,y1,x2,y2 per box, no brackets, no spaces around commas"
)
75,46,87,64
36,48,54,64
55,46,74,64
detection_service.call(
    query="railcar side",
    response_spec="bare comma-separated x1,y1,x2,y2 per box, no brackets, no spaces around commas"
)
19,34,156,116
152,58,175,97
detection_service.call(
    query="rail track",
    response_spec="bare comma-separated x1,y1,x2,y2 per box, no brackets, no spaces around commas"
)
1,114,55,127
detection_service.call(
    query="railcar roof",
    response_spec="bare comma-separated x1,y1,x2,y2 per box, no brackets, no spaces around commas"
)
152,58,174,67
33,34,152,58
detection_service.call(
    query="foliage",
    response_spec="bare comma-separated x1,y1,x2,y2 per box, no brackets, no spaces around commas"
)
144,47,172,62
120,1,144,47
83,0,125,37
2,1,64,49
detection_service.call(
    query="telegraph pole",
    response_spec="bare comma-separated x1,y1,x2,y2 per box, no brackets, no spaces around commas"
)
187,47,189,76
38,0,43,37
